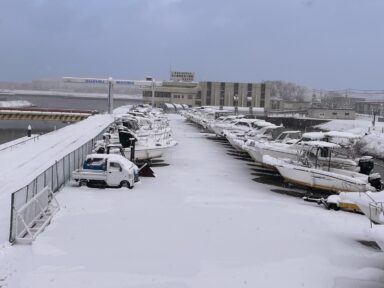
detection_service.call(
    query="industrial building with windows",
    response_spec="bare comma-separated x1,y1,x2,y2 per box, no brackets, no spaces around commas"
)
142,71,272,110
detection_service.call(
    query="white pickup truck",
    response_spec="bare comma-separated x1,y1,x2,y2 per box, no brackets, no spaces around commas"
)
72,154,137,189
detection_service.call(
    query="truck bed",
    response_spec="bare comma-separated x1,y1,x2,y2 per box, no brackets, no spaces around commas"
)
72,169,107,181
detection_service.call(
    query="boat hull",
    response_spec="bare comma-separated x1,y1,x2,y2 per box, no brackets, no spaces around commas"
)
123,140,177,161
264,156,369,193
277,165,367,192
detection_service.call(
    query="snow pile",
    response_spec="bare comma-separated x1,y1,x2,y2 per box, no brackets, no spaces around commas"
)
371,225,384,252
0,100,33,108
358,132,384,159
316,118,384,159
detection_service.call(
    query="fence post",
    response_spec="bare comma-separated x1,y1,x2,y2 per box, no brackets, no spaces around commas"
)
67,155,70,183
9,193,15,243
33,179,37,197
62,159,65,188
55,161,59,192
25,184,29,202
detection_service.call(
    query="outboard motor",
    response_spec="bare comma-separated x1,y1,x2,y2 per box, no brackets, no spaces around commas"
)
95,146,105,154
358,156,374,175
368,173,382,191
118,130,137,148
122,120,139,131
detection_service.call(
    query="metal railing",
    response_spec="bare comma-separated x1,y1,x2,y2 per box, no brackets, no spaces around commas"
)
8,129,106,243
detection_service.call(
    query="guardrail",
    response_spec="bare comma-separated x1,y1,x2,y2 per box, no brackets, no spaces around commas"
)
14,186,59,244
0,135,40,153
9,130,106,243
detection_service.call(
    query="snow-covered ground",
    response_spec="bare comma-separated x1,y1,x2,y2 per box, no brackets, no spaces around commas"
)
0,114,114,244
316,116,384,159
0,100,33,108
1,114,383,287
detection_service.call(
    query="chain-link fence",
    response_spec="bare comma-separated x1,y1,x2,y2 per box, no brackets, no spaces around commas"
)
9,130,106,243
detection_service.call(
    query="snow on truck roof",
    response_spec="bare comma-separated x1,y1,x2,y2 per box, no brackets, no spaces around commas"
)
86,153,133,164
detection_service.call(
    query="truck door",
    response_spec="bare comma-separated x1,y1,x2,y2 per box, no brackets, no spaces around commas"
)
107,161,124,186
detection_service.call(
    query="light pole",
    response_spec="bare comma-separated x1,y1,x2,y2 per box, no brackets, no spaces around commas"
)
107,77,114,114
247,96,253,115
233,94,239,115
219,94,224,110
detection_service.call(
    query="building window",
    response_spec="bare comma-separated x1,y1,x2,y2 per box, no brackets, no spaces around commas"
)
260,83,266,107
206,82,212,105
332,112,337,115
154,92,171,98
345,112,349,116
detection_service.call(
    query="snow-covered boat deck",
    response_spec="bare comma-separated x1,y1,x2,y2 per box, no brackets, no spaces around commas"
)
2,114,384,287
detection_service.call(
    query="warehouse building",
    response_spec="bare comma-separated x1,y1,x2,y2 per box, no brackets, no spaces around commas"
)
142,71,271,110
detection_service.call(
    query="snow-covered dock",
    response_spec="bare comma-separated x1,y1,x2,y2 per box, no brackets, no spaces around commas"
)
0,114,114,243
1,114,384,287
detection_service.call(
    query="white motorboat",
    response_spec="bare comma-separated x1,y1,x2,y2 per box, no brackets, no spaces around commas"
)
96,107,177,161
210,117,259,136
224,124,284,152
123,139,178,161
206,115,244,133
263,141,378,193
244,131,361,172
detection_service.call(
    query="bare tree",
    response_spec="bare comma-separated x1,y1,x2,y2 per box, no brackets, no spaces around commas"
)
320,91,351,109
267,81,307,102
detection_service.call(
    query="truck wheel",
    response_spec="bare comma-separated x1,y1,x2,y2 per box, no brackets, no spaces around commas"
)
79,179,87,187
120,181,132,189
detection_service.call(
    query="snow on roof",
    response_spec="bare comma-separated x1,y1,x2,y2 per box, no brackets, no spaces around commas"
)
302,132,325,140
325,131,361,139
281,130,301,134
302,141,341,148
255,122,276,127
164,103,176,109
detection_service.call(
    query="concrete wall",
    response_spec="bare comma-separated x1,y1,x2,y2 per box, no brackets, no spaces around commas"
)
308,108,355,119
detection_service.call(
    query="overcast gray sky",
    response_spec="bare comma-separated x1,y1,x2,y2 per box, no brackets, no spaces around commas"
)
0,0,383,90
